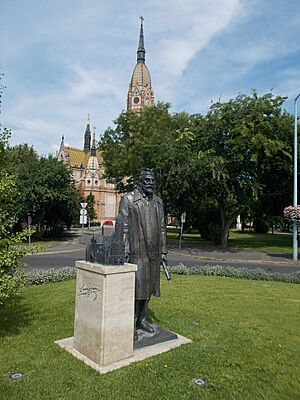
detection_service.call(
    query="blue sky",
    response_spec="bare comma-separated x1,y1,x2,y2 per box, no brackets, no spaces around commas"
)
1,0,300,155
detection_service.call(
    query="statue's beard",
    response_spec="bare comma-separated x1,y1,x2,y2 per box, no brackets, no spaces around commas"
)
139,184,154,197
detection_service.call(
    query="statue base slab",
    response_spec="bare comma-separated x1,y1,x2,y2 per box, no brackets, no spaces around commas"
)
56,332,191,375
134,324,178,349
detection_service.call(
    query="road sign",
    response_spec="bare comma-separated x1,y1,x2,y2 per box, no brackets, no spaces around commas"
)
80,215,87,224
181,212,186,223
80,209,87,216
27,215,32,226
80,202,87,209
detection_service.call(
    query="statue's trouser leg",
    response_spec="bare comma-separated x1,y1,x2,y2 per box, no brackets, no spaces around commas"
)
135,298,150,327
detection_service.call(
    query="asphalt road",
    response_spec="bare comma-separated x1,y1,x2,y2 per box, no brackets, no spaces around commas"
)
22,248,300,273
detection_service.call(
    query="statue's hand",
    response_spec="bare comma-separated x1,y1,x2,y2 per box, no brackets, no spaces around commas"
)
125,253,130,263
161,253,167,263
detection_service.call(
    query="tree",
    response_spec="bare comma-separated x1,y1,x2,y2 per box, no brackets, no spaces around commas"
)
100,102,174,192
37,156,81,235
195,91,293,247
86,192,96,227
100,102,199,219
7,148,81,236
0,129,29,305
100,92,293,248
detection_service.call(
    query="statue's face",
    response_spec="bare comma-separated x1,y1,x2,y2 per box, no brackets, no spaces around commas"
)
139,173,155,196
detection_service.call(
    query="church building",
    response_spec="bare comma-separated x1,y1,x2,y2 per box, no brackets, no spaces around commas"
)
57,17,154,223
56,116,119,224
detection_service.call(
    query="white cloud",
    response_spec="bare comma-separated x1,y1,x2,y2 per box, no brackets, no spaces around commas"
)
148,0,242,100
2,0,300,153
66,63,125,101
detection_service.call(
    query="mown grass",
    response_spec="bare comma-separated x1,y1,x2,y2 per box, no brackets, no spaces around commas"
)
228,231,293,254
1,276,299,400
168,228,294,254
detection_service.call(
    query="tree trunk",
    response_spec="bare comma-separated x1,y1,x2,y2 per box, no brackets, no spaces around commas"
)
220,221,232,248
219,202,244,248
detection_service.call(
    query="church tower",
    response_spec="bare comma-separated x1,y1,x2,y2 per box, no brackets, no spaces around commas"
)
83,114,91,153
127,17,154,112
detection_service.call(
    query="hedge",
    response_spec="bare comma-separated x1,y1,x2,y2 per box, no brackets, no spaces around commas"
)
25,264,300,285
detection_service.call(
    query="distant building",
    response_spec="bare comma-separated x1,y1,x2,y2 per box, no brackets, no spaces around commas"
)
56,116,120,223
57,17,154,223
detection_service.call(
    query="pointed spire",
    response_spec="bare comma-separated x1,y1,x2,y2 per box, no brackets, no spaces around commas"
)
61,134,64,146
90,126,96,156
83,114,91,153
137,16,145,63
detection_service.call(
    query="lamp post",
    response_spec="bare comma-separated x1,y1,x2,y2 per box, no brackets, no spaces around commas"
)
293,93,300,261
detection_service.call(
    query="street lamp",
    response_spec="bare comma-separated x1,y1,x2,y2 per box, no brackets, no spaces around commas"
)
293,93,300,260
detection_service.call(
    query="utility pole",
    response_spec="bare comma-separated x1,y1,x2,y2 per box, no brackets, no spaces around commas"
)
293,93,300,260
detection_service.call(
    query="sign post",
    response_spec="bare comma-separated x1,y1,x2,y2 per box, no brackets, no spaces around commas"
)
80,203,87,239
178,212,186,251
27,214,32,248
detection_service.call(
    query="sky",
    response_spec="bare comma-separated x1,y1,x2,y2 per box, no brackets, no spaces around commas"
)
1,0,300,155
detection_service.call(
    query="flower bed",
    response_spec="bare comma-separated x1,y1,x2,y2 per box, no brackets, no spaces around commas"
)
283,205,300,220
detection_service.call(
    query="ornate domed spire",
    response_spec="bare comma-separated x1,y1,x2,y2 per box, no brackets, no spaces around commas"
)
127,17,154,113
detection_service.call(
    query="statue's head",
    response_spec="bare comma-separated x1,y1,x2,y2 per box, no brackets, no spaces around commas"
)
138,168,155,197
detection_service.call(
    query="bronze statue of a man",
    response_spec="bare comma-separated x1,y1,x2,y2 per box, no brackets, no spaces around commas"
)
118,168,167,339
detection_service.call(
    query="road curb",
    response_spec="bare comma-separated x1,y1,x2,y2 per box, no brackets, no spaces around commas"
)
27,248,85,256
168,250,300,268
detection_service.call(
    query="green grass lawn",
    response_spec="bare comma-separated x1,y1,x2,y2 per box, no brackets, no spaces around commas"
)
168,228,294,254
16,240,61,255
1,277,299,400
227,231,294,254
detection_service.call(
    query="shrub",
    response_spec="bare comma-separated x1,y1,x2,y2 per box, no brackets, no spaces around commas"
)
168,264,300,284
26,266,76,285
25,264,300,287
254,218,269,234
208,223,222,245
0,129,30,305
0,214,30,305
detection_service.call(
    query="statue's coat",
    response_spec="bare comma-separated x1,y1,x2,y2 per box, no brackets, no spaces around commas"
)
119,187,167,299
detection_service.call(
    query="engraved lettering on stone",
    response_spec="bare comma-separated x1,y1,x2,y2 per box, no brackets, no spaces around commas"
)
78,284,101,301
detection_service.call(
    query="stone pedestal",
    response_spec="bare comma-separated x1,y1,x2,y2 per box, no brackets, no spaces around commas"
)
73,260,137,366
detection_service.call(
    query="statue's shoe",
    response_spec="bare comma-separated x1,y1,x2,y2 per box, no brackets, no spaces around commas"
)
139,320,154,333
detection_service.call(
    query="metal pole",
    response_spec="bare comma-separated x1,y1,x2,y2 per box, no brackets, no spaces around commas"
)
178,222,184,250
293,93,300,260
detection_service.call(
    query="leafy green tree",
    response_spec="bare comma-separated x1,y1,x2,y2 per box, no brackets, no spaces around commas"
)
196,91,293,247
6,144,40,228
100,102,200,219
100,102,174,192
0,129,29,305
86,192,96,227
100,92,293,248
37,156,81,235
7,148,81,236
